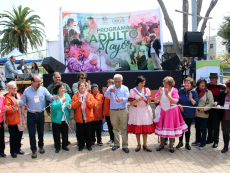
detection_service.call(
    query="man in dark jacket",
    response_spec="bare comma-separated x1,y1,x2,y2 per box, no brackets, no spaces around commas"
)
148,33,161,70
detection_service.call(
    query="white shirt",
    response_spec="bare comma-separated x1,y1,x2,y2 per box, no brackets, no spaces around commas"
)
60,96,66,121
150,42,155,54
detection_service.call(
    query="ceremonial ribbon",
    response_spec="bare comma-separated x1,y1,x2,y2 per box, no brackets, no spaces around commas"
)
134,87,148,99
62,104,72,131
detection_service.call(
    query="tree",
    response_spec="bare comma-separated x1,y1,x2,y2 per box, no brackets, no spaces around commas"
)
157,0,218,60
0,5,45,56
218,16,230,54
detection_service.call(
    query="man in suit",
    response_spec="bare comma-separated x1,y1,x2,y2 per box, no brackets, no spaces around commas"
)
148,33,162,70
5,56,19,83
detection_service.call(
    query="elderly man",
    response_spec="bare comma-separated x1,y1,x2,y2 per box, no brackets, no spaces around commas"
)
46,72,72,115
17,59,28,73
148,33,162,70
72,72,91,94
4,81,26,158
207,73,226,148
104,74,129,153
17,75,58,159
5,56,20,82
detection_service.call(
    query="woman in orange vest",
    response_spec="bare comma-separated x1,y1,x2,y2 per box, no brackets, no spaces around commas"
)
71,81,95,151
102,79,114,146
90,84,104,146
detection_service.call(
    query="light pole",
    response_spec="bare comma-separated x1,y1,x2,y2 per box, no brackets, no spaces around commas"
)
208,22,215,60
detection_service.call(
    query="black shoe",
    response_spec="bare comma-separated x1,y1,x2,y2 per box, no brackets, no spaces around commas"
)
185,143,191,150
221,146,228,153
0,153,6,157
169,148,174,153
39,147,45,154
156,145,164,151
206,140,213,144
16,149,25,155
112,146,120,151
122,148,129,153
192,141,201,146
55,149,60,153
212,143,218,148
176,142,183,149
135,145,141,152
11,153,17,158
143,146,152,152
31,151,37,159
78,147,83,151
87,147,92,151
62,146,69,151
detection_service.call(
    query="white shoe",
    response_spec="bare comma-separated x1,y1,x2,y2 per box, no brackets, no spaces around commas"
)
110,142,114,147
107,140,113,144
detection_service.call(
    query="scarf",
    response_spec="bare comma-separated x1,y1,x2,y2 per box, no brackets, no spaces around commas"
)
79,91,87,123
196,86,207,99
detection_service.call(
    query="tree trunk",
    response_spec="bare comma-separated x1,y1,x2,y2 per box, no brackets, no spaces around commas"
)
182,0,189,58
200,0,218,36
18,36,23,53
157,0,182,60
197,0,203,26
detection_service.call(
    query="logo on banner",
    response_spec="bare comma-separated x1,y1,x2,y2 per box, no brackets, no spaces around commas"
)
102,17,108,22
102,17,109,25
112,16,125,24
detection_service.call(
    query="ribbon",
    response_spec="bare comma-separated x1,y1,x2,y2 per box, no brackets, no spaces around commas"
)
134,87,148,99
62,104,72,131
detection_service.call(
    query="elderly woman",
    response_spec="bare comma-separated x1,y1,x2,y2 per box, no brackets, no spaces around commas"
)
51,82,72,153
154,76,188,153
4,81,26,158
71,81,95,151
176,77,199,150
127,76,154,152
216,80,230,153
192,78,214,150
90,84,104,146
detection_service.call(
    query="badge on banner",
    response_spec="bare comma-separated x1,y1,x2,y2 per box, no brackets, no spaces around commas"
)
34,96,39,103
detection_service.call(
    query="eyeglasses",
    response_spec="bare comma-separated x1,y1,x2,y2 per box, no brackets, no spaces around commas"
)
9,88,17,90
80,77,86,79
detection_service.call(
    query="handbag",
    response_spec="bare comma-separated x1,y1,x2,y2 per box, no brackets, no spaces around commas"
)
204,90,210,114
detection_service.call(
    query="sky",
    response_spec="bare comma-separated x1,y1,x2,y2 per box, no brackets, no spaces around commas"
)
0,0,229,53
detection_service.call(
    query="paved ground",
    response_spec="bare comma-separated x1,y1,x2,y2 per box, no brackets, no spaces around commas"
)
0,128,230,173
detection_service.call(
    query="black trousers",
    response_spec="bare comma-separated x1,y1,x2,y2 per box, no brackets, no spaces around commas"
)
27,112,44,151
52,122,68,149
8,125,23,154
0,121,5,154
179,118,193,143
77,122,92,148
207,110,220,144
92,120,102,143
105,116,114,141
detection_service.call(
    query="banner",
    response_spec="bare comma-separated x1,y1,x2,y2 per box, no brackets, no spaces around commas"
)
60,9,163,72
196,60,220,82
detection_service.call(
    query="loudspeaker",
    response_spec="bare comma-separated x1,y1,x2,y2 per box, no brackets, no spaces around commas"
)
183,31,204,57
161,55,181,70
42,57,66,74
18,73,32,81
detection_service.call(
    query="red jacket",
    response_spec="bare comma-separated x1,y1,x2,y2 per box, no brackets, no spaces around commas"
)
90,91,104,121
103,97,110,116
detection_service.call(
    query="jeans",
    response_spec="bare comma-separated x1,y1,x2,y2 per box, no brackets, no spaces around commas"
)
195,117,208,146
207,110,220,143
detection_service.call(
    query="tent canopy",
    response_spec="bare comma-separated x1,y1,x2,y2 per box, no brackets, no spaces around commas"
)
0,48,43,64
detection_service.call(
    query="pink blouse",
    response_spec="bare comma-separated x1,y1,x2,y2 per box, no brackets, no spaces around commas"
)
155,87,179,106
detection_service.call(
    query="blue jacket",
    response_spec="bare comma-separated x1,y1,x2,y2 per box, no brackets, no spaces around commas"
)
17,64,28,73
5,61,19,79
178,88,199,118
189,58,197,74
148,39,161,58
51,93,72,124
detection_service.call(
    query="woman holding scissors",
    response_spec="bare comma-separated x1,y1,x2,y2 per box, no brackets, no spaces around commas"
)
127,76,154,152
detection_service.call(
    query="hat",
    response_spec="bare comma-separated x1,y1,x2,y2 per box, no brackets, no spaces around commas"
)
209,73,218,78
226,80,230,87
91,83,99,90
87,16,94,20
149,33,156,37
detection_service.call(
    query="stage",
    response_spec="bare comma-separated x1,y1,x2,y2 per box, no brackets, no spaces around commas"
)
43,70,182,92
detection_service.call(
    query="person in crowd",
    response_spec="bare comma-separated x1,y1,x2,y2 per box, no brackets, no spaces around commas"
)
136,49,148,70
5,56,20,83
176,77,199,150
102,79,115,146
17,75,59,158
71,81,95,151
0,98,5,157
17,59,27,73
51,82,72,153
104,74,129,153
46,72,72,115
127,76,154,152
192,78,214,150
189,57,197,82
180,57,189,84
207,73,226,148
217,80,230,153
31,62,39,74
4,81,26,158
72,72,91,94
148,33,161,70
154,76,188,153
63,18,79,47
90,84,104,146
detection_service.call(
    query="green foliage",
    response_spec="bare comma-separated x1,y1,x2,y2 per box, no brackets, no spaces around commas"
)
218,16,230,54
0,5,45,56
215,54,230,69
